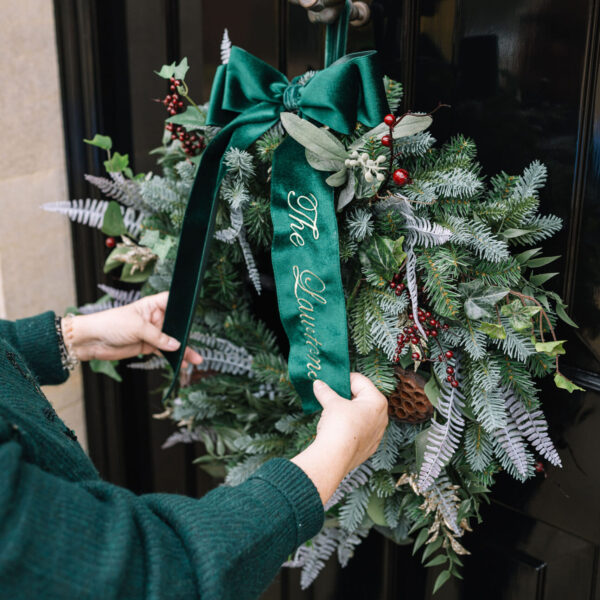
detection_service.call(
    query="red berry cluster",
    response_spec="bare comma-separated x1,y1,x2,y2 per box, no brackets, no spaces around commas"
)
389,271,406,296
163,77,184,116
165,122,204,157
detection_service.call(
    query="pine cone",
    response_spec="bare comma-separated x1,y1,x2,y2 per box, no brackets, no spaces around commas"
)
387,367,434,423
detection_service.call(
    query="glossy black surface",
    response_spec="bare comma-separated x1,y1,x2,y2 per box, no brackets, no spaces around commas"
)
54,0,600,597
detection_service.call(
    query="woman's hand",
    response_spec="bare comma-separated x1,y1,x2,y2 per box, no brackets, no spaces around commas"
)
64,291,202,366
291,373,388,504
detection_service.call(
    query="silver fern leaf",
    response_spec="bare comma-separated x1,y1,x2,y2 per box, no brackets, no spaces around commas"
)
214,206,244,242
418,358,466,491
97,284,141,305
493,407,531,479
128,356,168,370
84,172,146,209
391,196,452,247
324,461,373,511
238,227,262,294
505,387,561,467
220,28,232,64
43,199,108,229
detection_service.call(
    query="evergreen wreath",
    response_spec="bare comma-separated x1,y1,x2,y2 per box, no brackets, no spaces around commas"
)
47,37,582,593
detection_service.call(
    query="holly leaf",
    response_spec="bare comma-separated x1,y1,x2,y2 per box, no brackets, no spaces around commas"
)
155,57,189,81
306,149,346,173
83,134,112,151
166,105,206,130
554,373,584,393
535,340,566,356
460,282,509,320
101,201,127,236
280,112,347,161
104,151,130,173
89,359,122,382
556,303,579,328
479,322,507,339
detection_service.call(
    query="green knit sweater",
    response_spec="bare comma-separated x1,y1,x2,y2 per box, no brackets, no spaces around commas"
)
0,312,324,599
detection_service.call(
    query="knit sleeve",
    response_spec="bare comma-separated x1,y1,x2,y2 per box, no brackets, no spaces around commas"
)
0,428,323,600
0,312,68,386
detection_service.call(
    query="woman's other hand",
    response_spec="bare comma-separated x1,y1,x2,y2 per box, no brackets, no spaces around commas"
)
291,373,388,504
64,291,202,367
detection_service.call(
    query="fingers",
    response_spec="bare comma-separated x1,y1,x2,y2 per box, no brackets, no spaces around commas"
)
312,379,343,409
183,346,203,365
140,321,181,353
350,372,378,397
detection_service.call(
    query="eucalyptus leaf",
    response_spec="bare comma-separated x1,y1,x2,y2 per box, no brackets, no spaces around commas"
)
326,168,349,187
529,272,558,286
527,255,560,268
554,373,584,393
306,148,346,173
337,173,356,211
351,114,433,150
280,112,347,161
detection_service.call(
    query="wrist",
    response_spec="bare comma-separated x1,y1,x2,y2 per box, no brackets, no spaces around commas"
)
61,314,96,362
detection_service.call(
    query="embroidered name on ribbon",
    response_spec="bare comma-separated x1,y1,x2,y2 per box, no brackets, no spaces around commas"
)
271,137,351,412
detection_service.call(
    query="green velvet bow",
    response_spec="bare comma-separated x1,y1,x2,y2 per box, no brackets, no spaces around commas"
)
161,45,388,406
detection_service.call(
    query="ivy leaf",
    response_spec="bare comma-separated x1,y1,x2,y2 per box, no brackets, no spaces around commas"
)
479,322,507,339
103,247,130,273
460,282,509,320
554,373,584,393
89,359,122,382
83,134,112,151
104,151,130,174
101,201,127,236
351,114,433,150
166,105,205,130
360,235,398,281
280,112,347,161
155,57,189,80
535,340,566,356
556,303,579,328
306,149,346,173
500,300,541,333
392,235,406,265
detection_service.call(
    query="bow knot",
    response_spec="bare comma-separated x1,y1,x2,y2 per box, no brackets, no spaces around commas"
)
282,76,306,112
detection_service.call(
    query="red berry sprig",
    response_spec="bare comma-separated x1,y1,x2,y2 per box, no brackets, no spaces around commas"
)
393,168,411,186
105,236,116,249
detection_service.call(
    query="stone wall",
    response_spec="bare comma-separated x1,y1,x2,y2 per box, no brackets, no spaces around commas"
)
0,1,86,450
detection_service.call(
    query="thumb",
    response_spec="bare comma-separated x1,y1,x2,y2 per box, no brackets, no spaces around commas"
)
141,322,181,352
313,379,342,409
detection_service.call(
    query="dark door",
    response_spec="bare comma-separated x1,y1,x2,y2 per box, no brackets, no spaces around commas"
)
54,1,600,598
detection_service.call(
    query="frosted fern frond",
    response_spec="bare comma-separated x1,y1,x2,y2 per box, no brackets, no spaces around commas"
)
338,527,370,567
220,28,232,64
428,474,462,535
214,207,244,242
390,196,452,247
493,414,532,481
324,461,373,510
285,528,341,588
98,284,141,305
238,227,262,294
418,359,466,491
464,423,495,471
84,172,145,209
347,208,374,242
223,148,255,181
192,346,253,376
43,199,108,229
505,388,561,466
122,207,145,237
465,357,506,432
372,422,419,470
127,356,168,370
189,332,248,354
447,215,509,263
161,427,204,449
406,243,427,338
225,455,269,486
338,485,371,531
